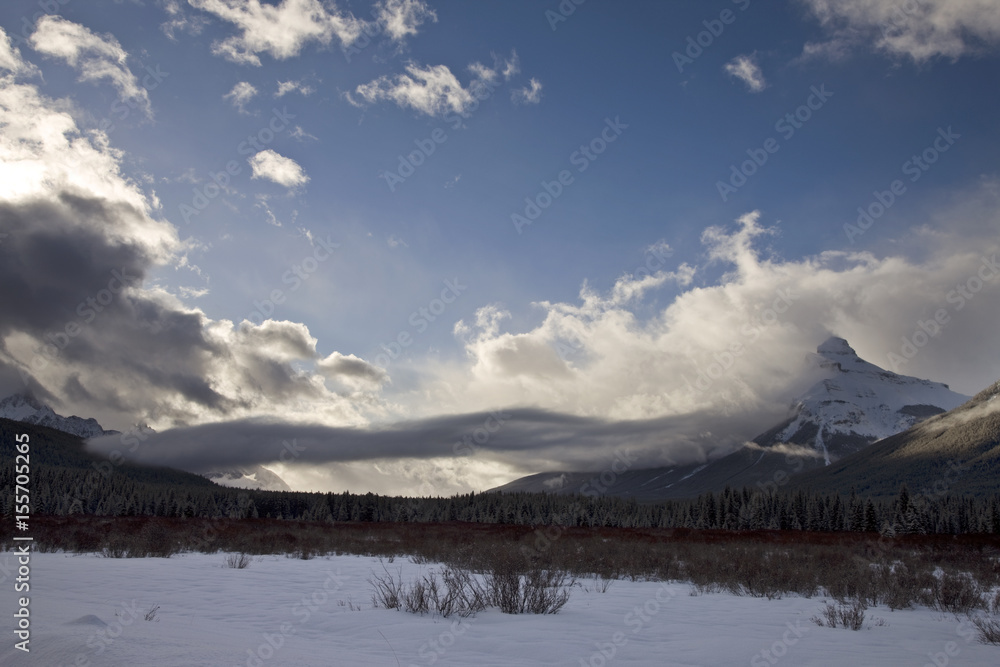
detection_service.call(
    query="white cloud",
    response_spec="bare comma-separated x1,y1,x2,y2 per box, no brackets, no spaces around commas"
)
0,27,37,76
434,198,1000,433
248,149,310,188
724,54,766,92
386,234,408,248
289,125,319,141
800,0,1000,62
275,79,314,97
350,52,522,117
353,62,473,116
223,81,257,113
512,78,543,105
0,30,386,433
160,0,209,40
375,0,437,41
188,0,364,66
29,16,151,118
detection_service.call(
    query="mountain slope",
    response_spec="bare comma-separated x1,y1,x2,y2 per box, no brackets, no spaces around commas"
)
787,380,1000,498
0,393,294,492
765,337,968,463
495,338,970,501
0,393,118,439
0,417,218,489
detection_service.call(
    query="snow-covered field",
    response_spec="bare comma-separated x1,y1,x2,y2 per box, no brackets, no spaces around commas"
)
1,551,994,666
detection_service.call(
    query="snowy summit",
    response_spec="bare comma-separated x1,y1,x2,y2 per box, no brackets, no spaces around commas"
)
774,337,970,463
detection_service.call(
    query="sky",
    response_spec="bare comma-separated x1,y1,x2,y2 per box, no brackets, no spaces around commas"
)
1,0,1000,496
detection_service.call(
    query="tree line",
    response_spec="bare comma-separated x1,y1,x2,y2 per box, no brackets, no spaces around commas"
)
2,454,998,536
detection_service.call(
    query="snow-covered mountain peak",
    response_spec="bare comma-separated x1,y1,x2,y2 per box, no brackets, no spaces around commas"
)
0,393,117,439
814,336,883,374
770,339,970,463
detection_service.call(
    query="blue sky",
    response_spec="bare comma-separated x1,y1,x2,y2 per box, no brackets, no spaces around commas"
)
2,0,1000,494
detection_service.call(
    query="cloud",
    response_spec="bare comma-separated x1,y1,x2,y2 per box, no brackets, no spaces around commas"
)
86,406,766,494
386,234,408,248
724,54,766,92
799,0,1000,62
0,27,37,76
223,81,257,113
317,351,389,389
435,200,1000,438
0,27,385,433
289,125,319,141
275,79,314,97
350,51,522,117
248,150,309,188
375,0,437,41
188,0,364,66
512,78,543,105
160,0,210,40
29,16,151,118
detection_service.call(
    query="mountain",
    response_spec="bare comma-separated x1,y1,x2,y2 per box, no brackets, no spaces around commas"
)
0,417,219,489
762,337,968,463
201,465,292,492
0,392,294,492
787,380,1000,498
495,337,970,500
0,393,119,439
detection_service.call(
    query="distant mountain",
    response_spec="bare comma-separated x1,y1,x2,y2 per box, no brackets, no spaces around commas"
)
0,417,218,489
0,392,294,492
787,380,1000,498
762,337,968,463
0,393,119,439
495,337,970,500
201,465,292,492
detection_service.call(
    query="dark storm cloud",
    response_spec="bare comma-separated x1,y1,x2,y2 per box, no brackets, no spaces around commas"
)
85,404,787,473
0,194,152,334
0,189,338,423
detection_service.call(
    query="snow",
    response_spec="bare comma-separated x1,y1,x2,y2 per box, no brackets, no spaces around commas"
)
1,551,995,666
202,465,292,492
0,394,112,440
778,337,970,448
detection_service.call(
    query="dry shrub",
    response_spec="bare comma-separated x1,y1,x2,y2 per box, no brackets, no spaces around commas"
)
224,552,252,569
813,600,867,630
